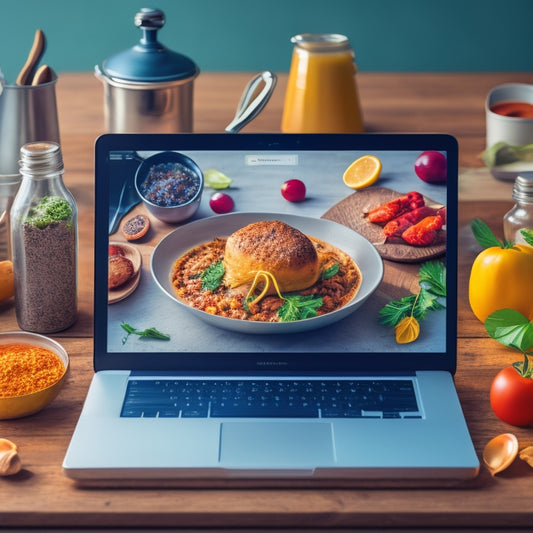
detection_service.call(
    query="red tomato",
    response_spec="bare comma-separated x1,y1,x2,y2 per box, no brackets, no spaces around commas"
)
414,151,447,183
281,179,306,202
209,192,234,214
490,365,533,426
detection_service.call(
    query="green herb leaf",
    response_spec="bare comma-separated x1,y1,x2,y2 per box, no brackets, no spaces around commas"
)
471,218,504,249
379,295,417,327
121,323,171,344
521,229,533,247
278,294,323,322
485,309,533,353
418,260,446,297
323,263,340,280
199,261,225,291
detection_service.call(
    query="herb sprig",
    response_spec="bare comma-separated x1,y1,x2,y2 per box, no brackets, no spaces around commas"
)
121,323,171,345
278,294,323,322
199,261,225,290
379,260,446,343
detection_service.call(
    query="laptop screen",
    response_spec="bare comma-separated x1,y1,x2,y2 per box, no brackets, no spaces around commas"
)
94,133,457,374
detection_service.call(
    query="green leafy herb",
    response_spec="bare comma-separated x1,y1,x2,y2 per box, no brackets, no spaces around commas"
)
471,218,513,249
485,309,533,378
199,261,225,290
322,263,340,280
278,294,323,322
121,323,171,345
379,260,446,342
521,229,533,247
25,196,73,229
419,260,446,297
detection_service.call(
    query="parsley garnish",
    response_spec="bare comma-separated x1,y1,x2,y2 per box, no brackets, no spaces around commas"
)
199,261,225,290
278,294,323,322
121,323,171,344
379,260,446,341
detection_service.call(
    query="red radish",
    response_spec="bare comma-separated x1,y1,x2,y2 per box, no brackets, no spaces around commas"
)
209,192,234,214
281,179,306,202
414,151,447,183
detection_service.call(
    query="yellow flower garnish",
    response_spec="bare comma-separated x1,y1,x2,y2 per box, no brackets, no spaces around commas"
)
395,316,420,344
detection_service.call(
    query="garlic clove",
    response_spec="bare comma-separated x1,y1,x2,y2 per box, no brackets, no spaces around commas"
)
0,438,22,476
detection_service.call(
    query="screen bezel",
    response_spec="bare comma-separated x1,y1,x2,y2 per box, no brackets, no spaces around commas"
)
93,133,458,375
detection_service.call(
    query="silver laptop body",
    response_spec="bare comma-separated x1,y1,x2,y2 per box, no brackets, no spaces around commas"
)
63,133,479,485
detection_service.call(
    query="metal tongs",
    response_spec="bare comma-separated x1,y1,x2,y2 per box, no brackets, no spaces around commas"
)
225,71,277,133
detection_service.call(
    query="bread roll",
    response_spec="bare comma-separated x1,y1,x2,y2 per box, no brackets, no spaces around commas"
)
223,220,320,292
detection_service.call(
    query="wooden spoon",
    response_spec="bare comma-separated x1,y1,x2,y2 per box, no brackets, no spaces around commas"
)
16,29,46,85
483,433,519,476
31,64,55,85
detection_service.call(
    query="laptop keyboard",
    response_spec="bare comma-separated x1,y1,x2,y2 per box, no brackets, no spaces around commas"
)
121,379,421,419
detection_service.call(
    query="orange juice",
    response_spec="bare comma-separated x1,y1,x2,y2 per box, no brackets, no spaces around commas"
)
281,34,363,133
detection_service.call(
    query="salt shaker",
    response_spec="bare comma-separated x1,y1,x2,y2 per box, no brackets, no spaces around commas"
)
503,174,533,245
10,142,78,332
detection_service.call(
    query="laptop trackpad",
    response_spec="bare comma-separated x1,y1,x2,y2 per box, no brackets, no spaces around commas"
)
220,422,335,466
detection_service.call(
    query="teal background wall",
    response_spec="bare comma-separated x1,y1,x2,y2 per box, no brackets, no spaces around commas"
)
0,0,531,83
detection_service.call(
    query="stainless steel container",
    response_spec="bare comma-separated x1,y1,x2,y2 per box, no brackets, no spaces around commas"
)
95,8,199,133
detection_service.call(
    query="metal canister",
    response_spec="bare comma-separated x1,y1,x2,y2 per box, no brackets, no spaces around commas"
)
95,8,199,133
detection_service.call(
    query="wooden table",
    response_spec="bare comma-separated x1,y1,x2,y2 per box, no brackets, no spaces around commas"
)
2,72,533,531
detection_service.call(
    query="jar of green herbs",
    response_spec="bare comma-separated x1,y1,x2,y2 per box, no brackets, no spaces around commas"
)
10,142,78,333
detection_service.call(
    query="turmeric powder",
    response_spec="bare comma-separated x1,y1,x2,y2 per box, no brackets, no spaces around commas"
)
0,344,65,398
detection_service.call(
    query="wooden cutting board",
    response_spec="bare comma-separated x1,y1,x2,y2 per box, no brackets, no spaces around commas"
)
321,187,446,263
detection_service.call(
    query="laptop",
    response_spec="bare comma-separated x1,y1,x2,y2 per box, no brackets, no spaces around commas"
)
63,133,480,485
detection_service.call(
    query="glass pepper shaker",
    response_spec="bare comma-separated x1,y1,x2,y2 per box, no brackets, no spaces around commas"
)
10,142,78,333
503,174,533,245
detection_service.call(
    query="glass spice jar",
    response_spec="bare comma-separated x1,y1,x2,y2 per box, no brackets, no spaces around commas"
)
10,142,78,333
503,174,533,245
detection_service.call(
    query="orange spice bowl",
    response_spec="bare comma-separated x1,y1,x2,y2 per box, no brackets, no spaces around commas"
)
0,331,69,420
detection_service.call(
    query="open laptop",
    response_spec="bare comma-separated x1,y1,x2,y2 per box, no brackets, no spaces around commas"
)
63,133,480,485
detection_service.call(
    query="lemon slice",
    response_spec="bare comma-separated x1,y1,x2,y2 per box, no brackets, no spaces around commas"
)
204,169,232,189
343,155,382,189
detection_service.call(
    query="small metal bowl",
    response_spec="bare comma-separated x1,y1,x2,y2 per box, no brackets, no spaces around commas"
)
135,151,204,223
0,331,69,420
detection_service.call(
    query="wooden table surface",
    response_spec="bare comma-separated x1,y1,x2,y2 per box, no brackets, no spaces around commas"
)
2,71,533,531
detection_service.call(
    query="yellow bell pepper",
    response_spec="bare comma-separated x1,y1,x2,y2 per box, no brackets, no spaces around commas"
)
469,243,533,323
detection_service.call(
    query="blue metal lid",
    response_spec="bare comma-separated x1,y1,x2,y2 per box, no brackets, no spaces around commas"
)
101,8,199,83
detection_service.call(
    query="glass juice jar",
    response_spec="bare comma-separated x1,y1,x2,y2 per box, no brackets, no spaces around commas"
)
11,142,78,333
281,33,364,133
503,174,533,245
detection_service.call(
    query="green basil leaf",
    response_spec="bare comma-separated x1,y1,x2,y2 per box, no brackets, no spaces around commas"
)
418,260,446,297
485,309,533,352
471,218,503,249
323,263,340,280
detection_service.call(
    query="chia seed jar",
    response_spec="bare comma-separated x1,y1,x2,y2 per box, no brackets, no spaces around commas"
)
10,142,78,333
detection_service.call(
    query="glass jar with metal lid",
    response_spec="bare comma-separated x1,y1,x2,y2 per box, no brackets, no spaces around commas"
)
503,173,533,244
10,142,78,333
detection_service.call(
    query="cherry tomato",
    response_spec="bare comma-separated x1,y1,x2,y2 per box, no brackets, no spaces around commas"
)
490,365,533,426
414,151,447,183
281,179,306,202
209,192,234,214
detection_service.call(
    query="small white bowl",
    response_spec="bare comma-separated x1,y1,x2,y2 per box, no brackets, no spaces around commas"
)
486,83,533,147
485,83,533,180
